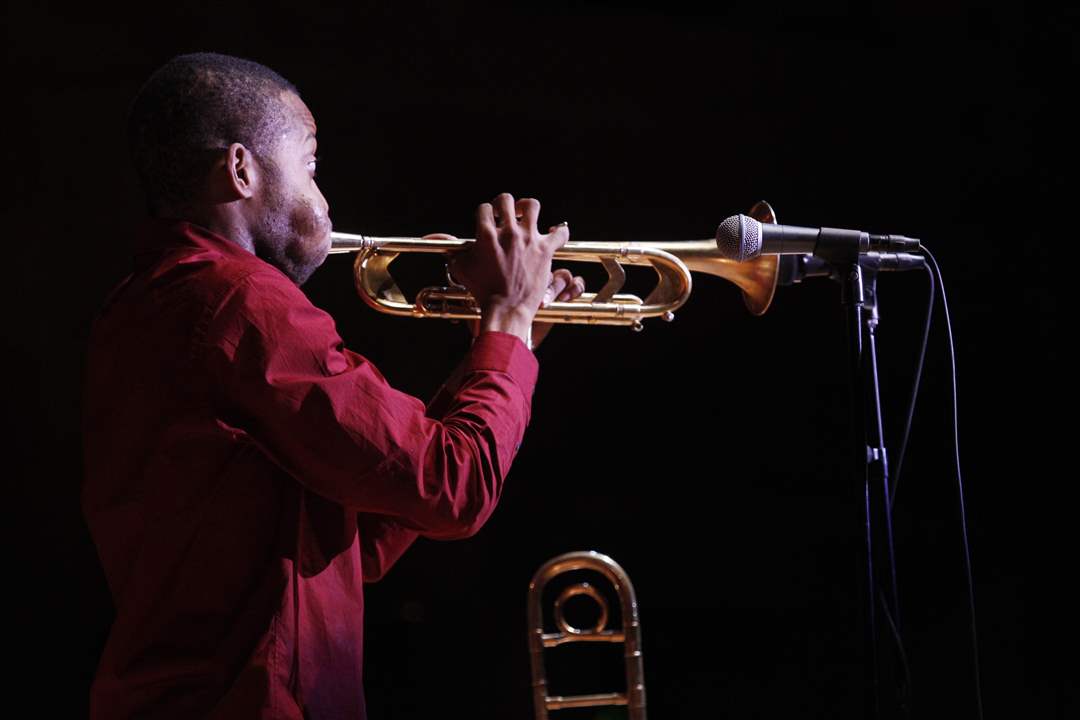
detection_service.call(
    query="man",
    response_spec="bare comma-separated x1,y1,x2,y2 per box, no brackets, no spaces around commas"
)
82,52,582,719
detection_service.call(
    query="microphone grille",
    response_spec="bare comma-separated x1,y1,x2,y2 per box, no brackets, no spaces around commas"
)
715,214,762,262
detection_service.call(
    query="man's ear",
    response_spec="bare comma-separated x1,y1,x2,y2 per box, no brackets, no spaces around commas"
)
223,142,258,200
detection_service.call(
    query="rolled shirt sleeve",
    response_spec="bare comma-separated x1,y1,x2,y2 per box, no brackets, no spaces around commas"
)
203,268,538,540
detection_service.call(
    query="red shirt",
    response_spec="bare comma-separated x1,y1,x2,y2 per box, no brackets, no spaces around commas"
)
82,220,538,719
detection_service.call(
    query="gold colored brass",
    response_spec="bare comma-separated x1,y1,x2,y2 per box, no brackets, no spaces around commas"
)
554,583,609,636
527,551,646,720
328,200,782,329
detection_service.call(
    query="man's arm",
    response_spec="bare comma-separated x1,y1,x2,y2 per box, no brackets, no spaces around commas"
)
356,358,478,582
204,268,538,540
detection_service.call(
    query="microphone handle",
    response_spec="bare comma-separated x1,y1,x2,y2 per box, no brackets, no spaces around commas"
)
762,224,920,256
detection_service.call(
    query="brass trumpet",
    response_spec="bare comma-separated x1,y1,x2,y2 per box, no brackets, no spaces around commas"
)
329,201,781,330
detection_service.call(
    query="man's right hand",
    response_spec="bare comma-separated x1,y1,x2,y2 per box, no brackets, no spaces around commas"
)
448,193,570,345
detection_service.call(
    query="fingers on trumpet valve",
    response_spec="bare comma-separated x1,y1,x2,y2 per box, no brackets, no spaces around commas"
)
542,268,586,308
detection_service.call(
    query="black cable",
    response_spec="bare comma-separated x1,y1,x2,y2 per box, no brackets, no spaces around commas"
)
922,248,985,720
889,262,936,513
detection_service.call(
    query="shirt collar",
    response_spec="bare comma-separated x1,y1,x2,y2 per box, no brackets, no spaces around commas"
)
133,216,253,261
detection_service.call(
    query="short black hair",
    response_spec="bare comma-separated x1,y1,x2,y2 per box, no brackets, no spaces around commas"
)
127,52,299,214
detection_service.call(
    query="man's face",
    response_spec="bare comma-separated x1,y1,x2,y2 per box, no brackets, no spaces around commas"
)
251,91,332,285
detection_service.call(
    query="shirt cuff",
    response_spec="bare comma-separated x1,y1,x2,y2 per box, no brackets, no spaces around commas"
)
467,331,540,400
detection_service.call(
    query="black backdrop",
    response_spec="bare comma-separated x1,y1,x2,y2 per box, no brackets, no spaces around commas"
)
7,1,1065,717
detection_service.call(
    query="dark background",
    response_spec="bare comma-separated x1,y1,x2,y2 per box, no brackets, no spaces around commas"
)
7,1,1066,717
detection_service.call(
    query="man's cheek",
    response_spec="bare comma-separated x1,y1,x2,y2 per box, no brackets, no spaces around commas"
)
290,197,330,245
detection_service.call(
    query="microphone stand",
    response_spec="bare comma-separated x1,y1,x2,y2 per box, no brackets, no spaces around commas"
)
833,257,907,720
784,245,910,718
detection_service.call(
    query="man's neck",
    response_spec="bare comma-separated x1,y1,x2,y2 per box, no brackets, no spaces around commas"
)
160,204,255,255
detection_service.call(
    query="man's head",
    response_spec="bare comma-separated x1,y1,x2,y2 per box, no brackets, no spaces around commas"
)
128,52,332,284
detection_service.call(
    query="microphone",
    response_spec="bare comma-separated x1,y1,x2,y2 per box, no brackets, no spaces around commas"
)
716,214,921,262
